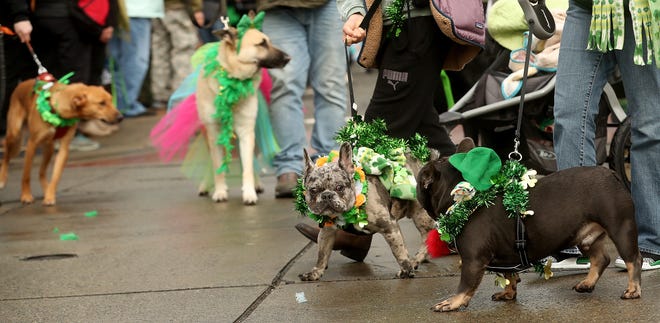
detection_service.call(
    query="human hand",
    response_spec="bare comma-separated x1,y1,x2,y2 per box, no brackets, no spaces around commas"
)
99,26,114,43
194,11,205,27
343,14,366,45
13,20,32,43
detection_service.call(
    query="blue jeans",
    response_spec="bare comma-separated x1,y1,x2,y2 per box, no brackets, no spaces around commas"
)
108,18,151,114
263,2,348,176
554,2,660,256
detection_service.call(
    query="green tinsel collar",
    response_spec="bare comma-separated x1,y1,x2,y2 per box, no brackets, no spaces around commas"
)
335,116,430,162
385,0,407,37
434,159,537,242
202,42,256,174
35,72,78,128
294,151,369,230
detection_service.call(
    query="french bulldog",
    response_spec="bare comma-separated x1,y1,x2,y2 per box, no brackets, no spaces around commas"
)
299,142,436,281
416,138,642,312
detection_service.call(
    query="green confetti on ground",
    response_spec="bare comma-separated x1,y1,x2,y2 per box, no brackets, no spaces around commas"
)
59,232,79,241
53,227,59,233
84,210,98,217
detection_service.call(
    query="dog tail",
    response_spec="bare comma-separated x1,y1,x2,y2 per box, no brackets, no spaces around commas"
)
150,94,201,162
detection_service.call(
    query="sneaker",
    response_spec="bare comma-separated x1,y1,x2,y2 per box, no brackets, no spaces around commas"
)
68,134,100,152
547,254,591,270
275,172,299,198
615,252,660,271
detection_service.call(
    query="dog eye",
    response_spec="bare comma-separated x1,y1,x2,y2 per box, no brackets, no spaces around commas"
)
309,188,319,195
258,39,268,48
336,185,344,192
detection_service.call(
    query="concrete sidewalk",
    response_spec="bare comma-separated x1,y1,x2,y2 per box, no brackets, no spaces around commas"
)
1,68,658,322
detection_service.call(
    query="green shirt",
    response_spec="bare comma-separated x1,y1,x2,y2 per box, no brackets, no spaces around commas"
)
573,0,629,10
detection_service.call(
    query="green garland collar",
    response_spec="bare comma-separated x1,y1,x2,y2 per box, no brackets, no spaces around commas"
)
35,72,78,128
201,42,256,174
435,159,537,242
335,116,430,162
385,0,406,37
294,151,369,230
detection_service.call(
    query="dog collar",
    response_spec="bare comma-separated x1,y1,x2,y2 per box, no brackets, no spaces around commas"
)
294,151,369,231
432,159,536,243
34,72,79,128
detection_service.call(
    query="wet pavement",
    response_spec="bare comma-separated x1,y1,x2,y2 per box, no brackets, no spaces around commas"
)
1,66,659,322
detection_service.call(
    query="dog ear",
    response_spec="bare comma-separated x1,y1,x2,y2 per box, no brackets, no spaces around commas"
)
429,148,441,161
338,142,355,174
71,93,88,109
456,137,475,153
213,28,238,49
303,148,315,176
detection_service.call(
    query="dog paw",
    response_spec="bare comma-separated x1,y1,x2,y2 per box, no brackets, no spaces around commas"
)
20,194,34,204
573,281,595,293
396,269,415,279
621,287,641,299
211,190,228,202
491,290,517,301
242,190,258,205
431,299,460,312
42,198,56,206
299,271,322,281
255,185,264,194
0,181,5,189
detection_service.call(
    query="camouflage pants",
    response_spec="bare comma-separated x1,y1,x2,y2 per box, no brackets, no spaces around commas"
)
150,8,199,103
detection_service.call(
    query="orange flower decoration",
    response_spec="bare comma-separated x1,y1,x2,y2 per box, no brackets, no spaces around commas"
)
315,156,329,167
354,193,366,208
355,167,366,182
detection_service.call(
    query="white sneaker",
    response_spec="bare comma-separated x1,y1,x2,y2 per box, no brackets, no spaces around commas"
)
548,256,590,270
615,254,660,271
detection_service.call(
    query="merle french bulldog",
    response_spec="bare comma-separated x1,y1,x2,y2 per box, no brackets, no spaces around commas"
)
299,142,436,281
416,138,642,312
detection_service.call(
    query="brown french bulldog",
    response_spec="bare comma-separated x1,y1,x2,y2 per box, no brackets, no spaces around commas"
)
416,138,642,312
299,142,436,281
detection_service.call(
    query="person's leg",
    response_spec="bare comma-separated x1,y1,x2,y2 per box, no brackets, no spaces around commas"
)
149,17,172,106
116,17,151,116
263,8,309,188
307,1,347,157
614,16,660,270
553,4,615,170
551,3,617,268
364,17,454,155
167,8,197,94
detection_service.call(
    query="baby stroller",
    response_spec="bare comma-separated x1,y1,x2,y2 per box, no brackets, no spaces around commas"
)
438,5,630,187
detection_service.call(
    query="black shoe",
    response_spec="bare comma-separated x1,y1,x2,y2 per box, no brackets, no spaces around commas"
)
294,223,372,262
275,172,299,198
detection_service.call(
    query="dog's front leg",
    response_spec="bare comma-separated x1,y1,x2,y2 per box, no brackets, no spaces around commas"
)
19,138,39,204
380,222,415,278
203,123,229,202
39,141,55,192
43,131,74,206
432,258,485,312
233,97,258,205
300,226,337,281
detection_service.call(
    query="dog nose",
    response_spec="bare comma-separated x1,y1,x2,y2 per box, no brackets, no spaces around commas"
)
320,191,334,201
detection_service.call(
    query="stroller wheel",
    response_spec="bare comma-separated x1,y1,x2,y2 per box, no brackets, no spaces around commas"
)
609,118,631,191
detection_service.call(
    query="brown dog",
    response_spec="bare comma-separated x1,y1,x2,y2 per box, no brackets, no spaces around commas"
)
0,78,123,205
416,138,642,312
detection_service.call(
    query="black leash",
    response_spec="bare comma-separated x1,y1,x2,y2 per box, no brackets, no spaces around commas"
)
505,0,555,270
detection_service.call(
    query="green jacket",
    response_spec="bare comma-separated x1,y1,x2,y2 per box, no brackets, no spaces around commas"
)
256,0,327,11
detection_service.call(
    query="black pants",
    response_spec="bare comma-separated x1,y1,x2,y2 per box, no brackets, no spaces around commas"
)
364,16,456,156
1,36,38,136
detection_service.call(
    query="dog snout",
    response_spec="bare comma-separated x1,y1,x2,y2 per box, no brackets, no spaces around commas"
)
320,191,335,201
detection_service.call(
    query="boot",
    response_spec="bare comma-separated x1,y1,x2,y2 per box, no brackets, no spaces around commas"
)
295,223,372,262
